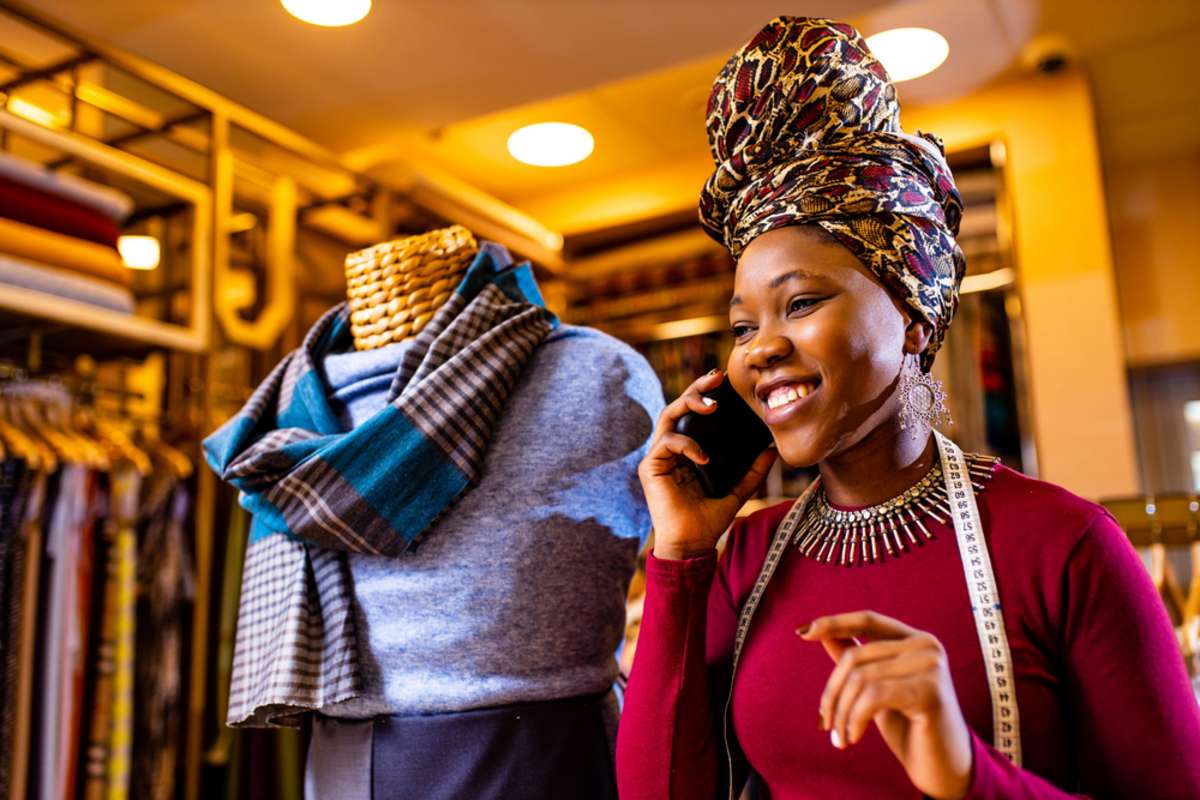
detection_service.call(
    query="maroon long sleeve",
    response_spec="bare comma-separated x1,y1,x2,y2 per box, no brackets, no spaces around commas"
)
616,466,1200,799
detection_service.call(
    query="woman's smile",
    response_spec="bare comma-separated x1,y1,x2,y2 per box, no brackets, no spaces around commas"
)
756,375,822,424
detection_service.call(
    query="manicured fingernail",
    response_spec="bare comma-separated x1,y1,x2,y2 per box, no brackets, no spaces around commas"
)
702,397,716,407
795,624,811,636
707,368,721,377
830,729,843,749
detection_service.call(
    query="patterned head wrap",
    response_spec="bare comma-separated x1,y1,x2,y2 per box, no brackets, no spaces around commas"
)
699,16,966,367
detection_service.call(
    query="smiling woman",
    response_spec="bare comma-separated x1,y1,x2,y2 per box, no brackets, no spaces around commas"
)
617,15,1200,800
727,225,917,468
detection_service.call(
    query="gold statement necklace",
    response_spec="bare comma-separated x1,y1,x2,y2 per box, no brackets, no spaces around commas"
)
792,452,999,566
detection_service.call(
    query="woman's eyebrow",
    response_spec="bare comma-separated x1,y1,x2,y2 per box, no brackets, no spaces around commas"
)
730,269,817,307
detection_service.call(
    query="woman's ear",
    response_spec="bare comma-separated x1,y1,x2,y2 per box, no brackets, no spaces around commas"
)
903,317,934,357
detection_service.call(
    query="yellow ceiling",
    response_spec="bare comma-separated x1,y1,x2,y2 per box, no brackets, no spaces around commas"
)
353,0,1044,242
365,0,1200,253
353,54,724,237
17,0,1200,257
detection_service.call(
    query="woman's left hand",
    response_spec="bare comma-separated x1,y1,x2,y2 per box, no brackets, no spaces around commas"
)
798,611,973,800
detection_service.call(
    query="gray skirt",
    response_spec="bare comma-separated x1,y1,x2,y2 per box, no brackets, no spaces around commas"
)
306,691,619,800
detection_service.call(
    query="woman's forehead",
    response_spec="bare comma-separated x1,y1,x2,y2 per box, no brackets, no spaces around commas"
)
732,227,869,298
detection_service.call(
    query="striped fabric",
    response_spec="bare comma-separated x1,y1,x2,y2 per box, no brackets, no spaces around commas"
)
106,468,142,800
204,244,557,725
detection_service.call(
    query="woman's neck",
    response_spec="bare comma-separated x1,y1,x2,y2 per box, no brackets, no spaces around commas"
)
817,417,936,508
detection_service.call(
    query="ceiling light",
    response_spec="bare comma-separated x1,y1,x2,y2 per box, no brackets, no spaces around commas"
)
865,27,950,82
281,0,371,27
507,123,594,167
7,97,66,128
118,235,160,270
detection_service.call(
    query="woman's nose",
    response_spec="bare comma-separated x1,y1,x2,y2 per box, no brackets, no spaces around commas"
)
746,332,793,370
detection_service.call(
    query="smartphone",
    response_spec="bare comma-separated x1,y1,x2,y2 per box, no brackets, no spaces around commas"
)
673,377,774,498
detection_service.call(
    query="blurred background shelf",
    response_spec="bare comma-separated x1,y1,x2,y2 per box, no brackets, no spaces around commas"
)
0,284,205,358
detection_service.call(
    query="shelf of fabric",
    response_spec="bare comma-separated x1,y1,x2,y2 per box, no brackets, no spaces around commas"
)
0,108,212,356
0,284,203,357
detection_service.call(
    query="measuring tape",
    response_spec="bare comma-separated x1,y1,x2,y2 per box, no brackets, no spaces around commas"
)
722,431,1021,798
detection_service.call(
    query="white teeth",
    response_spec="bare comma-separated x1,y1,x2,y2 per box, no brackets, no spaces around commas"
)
766,382,814,410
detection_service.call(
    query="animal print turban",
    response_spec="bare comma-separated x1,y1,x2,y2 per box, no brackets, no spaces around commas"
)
699,16,966,367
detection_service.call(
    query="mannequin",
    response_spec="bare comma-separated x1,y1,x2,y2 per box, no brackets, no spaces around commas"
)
343,224,476,351
277,224,667,800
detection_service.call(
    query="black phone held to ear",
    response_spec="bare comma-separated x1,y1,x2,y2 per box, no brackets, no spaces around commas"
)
673,377,774,499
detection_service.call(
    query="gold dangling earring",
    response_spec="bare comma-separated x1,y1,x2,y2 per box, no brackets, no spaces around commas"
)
897,354,951,440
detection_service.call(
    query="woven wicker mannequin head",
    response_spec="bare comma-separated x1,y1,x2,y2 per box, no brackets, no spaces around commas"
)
343,225,479,351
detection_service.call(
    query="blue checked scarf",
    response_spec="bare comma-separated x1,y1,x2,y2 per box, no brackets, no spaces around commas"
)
203,242,557,726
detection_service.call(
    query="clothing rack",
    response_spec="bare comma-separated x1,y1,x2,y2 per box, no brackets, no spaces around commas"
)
1102,493,1200,703
0,362,145,403
1103,493,1200,547
0,368,197,800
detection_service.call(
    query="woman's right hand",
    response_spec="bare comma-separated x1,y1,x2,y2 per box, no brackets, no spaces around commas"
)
638,368,778,561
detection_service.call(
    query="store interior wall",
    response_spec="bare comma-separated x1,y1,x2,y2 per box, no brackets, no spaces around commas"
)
906,69,1139,500
1107,150,1200,368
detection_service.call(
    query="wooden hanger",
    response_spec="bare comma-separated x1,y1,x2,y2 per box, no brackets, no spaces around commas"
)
46,393,109,470
1177,496,1200,677
0,392,44,470
1146,496,1192,632
89,411,150,475
8,393,65,470
1105,495,1192,629
135,416,193,480
1149,543,1189,629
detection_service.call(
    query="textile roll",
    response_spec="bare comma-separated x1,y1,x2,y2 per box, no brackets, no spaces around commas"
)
0,254,135,313
0,176,121,248
0,216,130,288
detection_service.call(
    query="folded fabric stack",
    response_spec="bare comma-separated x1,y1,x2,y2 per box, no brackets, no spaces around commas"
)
0,151,136,313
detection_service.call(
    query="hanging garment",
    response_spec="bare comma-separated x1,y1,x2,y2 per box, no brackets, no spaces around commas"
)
37,464,88,800
207,503,249,767
83,478,119,800
133,475,193,800
7,471,48,800
105,466,142,800
62,471,101,800
0,458,32,798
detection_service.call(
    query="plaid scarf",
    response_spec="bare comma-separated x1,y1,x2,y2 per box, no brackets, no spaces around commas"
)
203,243,556,725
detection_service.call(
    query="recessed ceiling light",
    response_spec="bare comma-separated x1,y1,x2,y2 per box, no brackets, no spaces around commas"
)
865,27,950,82
282,0,371,27
8,97,66,128
507,122,594,167
118,235,160,270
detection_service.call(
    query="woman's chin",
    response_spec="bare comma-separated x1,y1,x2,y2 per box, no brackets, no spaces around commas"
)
770,429,828,470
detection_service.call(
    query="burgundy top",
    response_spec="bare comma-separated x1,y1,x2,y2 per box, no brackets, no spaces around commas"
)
616,465,1200,798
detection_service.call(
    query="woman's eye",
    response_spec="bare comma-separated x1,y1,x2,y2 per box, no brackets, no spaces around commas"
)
730,323,755,340
787,296,818,315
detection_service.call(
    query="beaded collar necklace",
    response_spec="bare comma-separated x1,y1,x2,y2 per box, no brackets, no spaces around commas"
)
792,452,999,566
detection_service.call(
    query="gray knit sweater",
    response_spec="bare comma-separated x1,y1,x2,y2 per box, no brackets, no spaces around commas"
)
318,323,662,717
